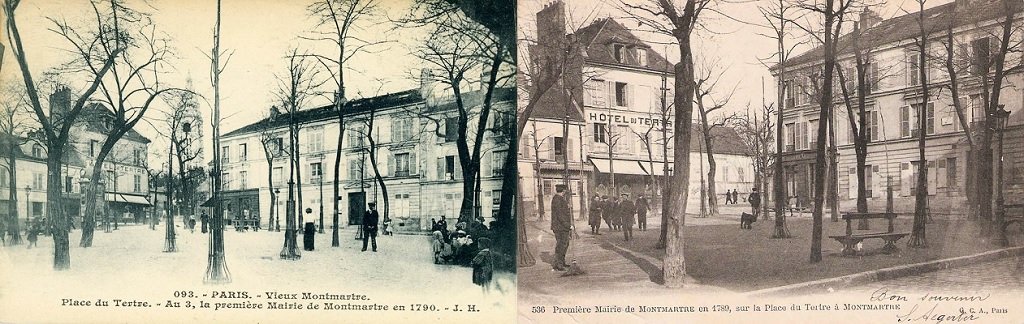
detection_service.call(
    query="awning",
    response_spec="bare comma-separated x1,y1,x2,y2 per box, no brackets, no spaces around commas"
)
590,158,648,175
639,161,674,176
105,193,152,206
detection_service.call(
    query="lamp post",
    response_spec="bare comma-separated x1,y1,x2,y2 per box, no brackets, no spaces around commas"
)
994,105,1011,247
24,185,30,233
274,188,281,232
79,172,89,232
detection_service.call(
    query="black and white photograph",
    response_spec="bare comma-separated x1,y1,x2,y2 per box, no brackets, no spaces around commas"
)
0,0,517,322
517,0,1024,322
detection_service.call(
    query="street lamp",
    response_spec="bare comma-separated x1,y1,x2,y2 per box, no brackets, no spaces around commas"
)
25,186,30,233
994,105,1011,247
274,188,281,232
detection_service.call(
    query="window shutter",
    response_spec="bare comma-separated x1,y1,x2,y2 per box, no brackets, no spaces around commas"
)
545,140,555,160
900,162,912,197
437,157,444,180
927,161,936,195
872,111,879,141
848,167,858,199
388,154,395,177
627,83,635,108
607,81,616,107
937,159,947,188
454,159,463,180
900,106,910,137
482,152,491,178
391,119,399,143
410,151,417,175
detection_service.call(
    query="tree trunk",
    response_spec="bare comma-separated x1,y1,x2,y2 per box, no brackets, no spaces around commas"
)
47,155,70,270
828,115,840,223
7,150,22,245
332,102,344,246
664,29,697,287
771,8,790,239
80,140,118,247
809,1,838,263
909,5,932,248
496,129,518,259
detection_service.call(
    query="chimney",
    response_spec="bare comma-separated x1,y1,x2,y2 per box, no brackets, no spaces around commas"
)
536,1,567,47
420,69,437,106
48,85,72,120
859,8,882,29
269,105,281,120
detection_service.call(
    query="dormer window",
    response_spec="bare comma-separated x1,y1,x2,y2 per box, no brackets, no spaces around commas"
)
637,49,647,67
613,44,626,63
31,145,43,158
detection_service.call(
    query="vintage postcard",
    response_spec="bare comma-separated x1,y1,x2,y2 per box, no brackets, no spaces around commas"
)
0,0,516,323
516,0,1024,322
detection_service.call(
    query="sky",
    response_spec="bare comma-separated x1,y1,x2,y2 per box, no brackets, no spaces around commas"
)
2,0,430,166
517,0,960,120
5,0,965,167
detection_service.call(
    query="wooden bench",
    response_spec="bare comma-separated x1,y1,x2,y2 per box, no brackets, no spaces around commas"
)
828,212,910,257
232,219,259,230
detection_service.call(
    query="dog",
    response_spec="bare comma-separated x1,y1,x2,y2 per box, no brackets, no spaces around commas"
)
740,212,757,229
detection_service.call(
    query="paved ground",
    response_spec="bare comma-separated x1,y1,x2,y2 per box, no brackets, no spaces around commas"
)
519,206,1024,324
0,224,514,323
844,258,1024,293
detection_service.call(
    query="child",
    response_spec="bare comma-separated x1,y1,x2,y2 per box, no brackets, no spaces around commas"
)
26,226,38,249
471,237,494,293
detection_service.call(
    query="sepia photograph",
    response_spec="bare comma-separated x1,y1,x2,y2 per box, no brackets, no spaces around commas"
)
516,0,1024,322
0,0,517,323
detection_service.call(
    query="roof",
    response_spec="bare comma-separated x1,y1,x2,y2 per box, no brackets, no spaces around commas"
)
0,134,86,167
223,87,516,138
573,18,674,73
78,103,152,144
782,0,1018,70
692,125,749,155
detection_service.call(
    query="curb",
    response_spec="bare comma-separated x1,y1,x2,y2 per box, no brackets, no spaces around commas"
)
746,246,1024,297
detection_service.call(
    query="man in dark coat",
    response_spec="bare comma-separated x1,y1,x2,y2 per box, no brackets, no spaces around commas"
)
588,195,602,235
361,202,380,252
610,196,622,230
550,184,572,271
618,193,636,241
748,187,761,220
635,194,649,231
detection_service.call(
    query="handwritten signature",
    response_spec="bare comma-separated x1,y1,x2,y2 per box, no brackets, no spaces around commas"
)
896,304,983,323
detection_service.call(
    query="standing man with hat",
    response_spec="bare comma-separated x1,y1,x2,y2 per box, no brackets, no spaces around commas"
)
362,202,380,252
618,193,636,241
550,184,572,271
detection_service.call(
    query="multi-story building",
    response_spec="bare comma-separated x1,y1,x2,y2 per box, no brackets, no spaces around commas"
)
220,82,515,233
0,87,151,227
774,1,1024,212
522,1,755,216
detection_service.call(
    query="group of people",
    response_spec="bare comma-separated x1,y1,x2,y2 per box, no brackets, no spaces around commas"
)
722,189,742,204
586,193,649,240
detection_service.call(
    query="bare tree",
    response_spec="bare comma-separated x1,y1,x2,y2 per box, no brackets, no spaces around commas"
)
619,0,713,287
733,102,776,223
157,85,202,252
526,122,550,221
204,0,231,283
789,0,857,263
0,84,31,245
75,0,181,248
304,0,388,246
414,11,513,225
274,50,324,261
4,0,126,270
258,109,285,232
694,58,738,219
758,0,800,239
906,0,945,248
